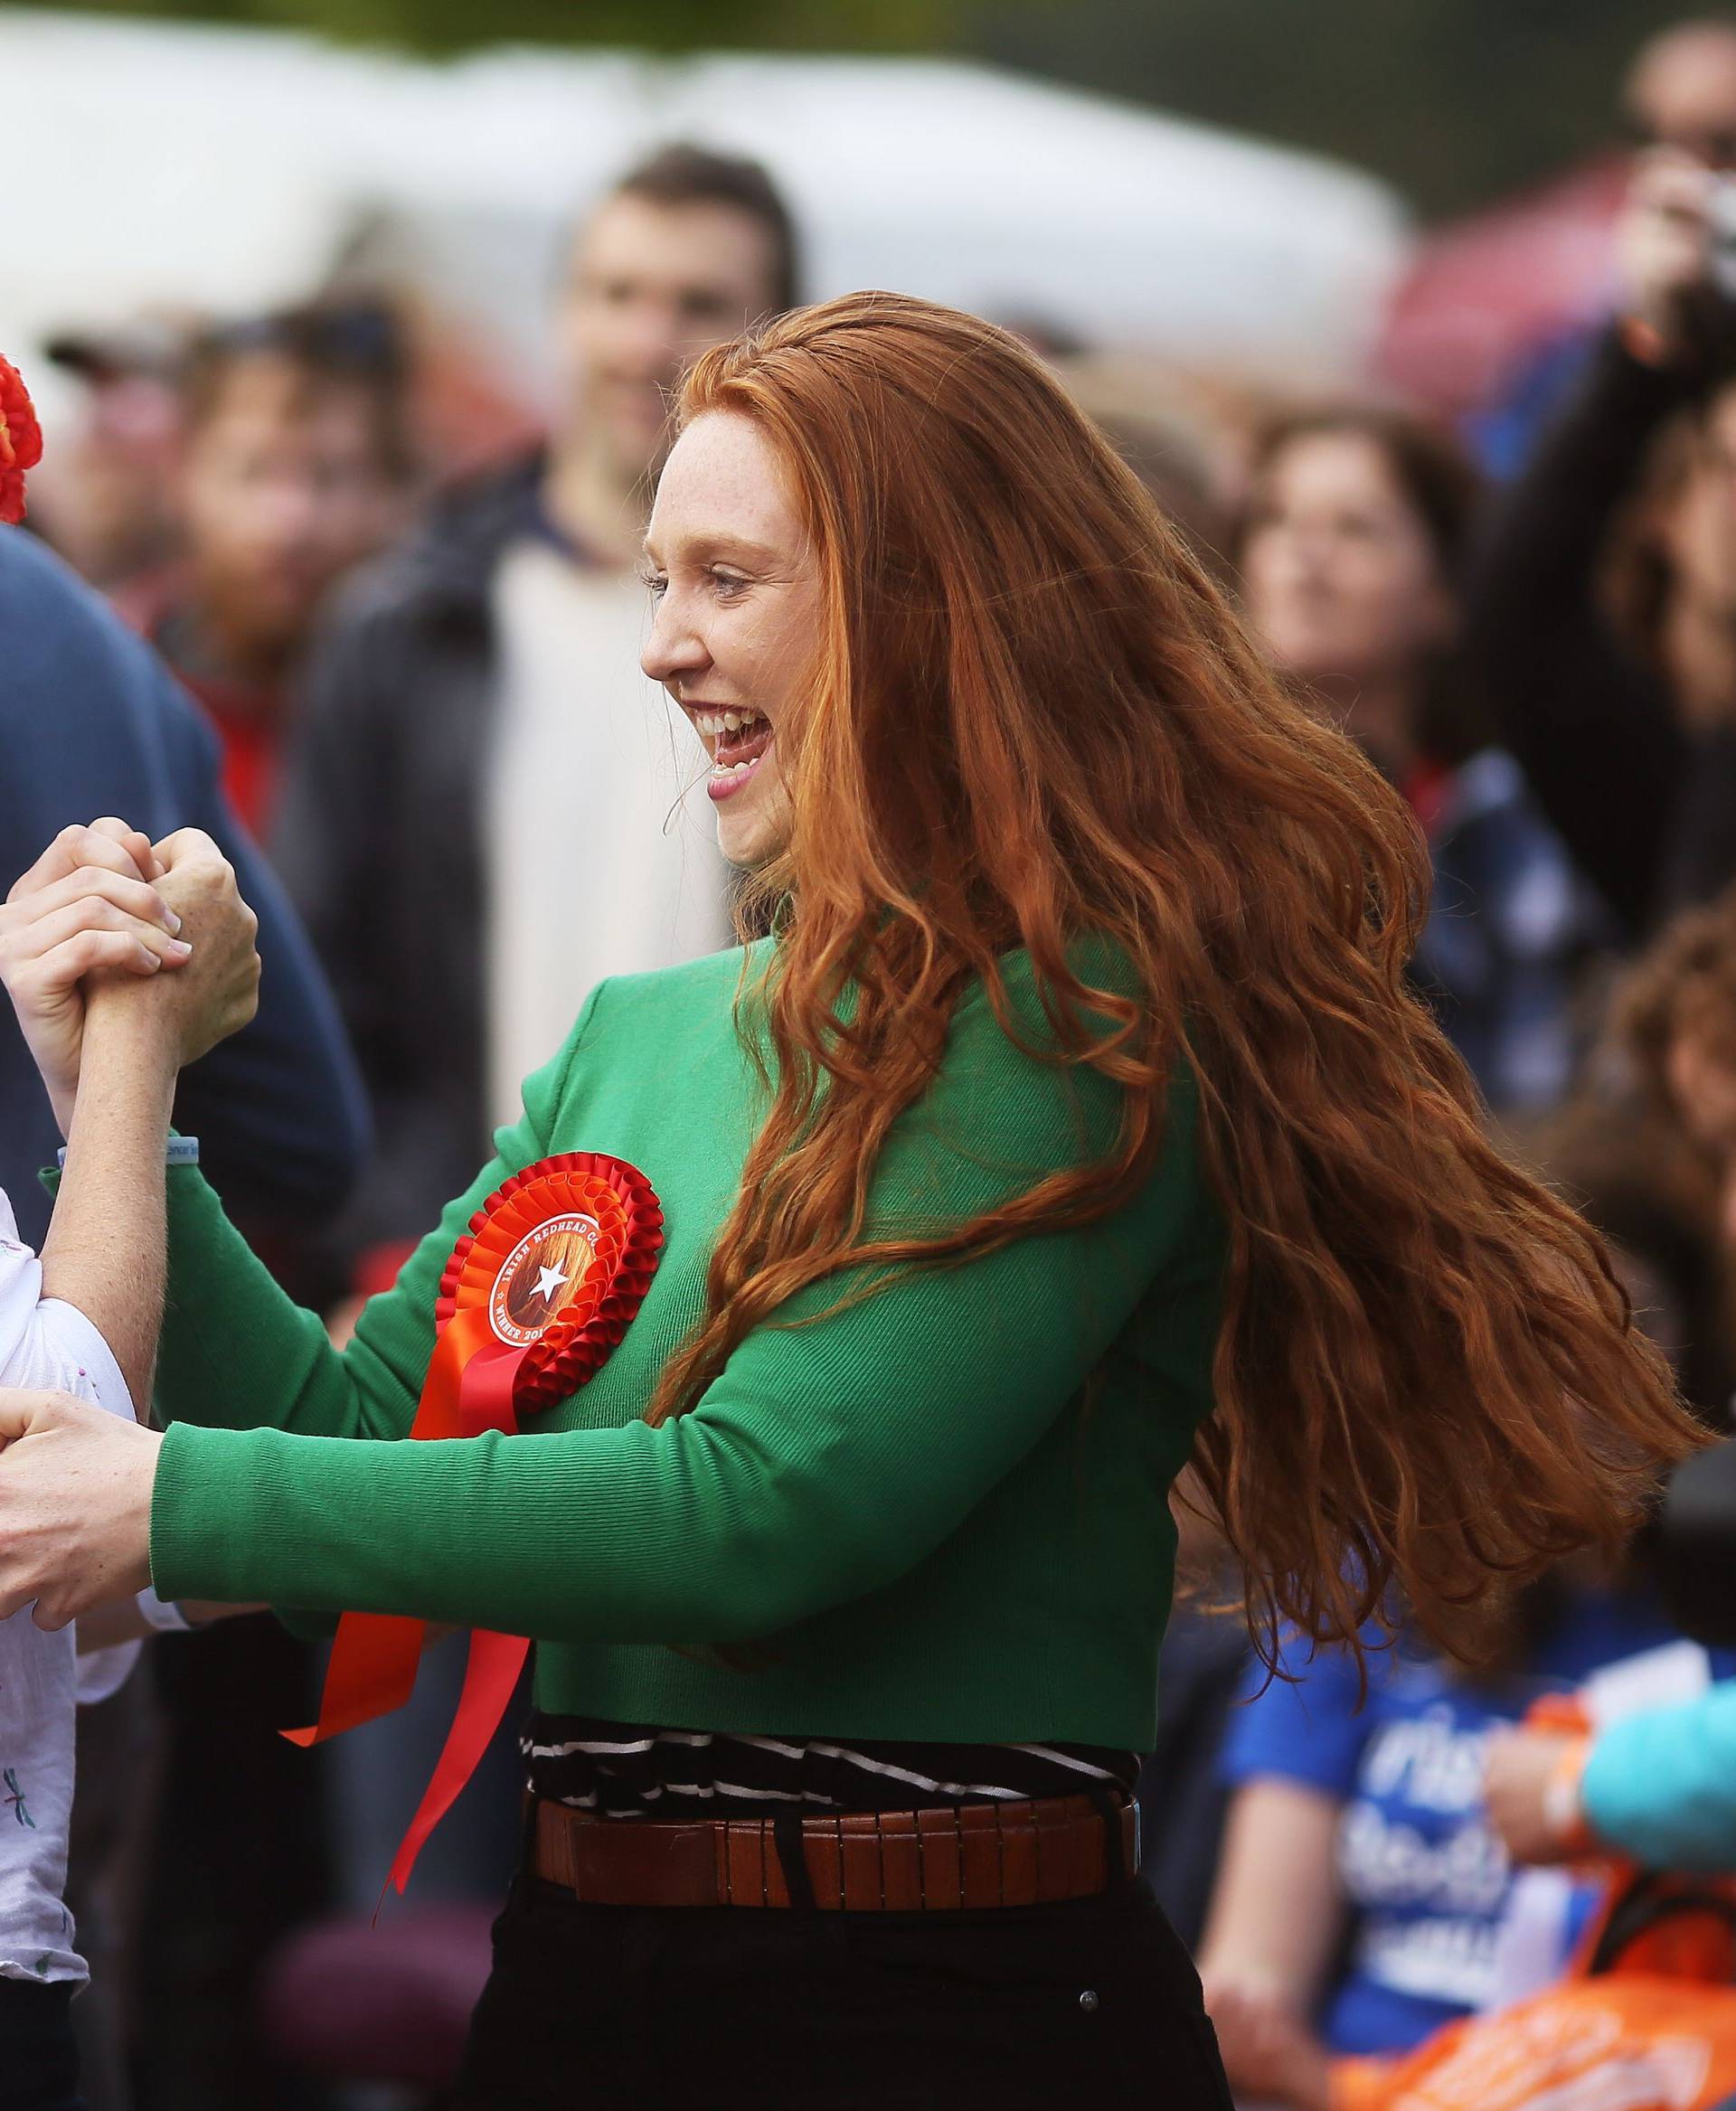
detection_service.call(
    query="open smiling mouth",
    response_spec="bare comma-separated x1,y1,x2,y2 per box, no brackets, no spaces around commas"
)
691,707,774,802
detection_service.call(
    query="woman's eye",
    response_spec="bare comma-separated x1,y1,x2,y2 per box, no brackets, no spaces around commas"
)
640,569,668,598
710,570,750,599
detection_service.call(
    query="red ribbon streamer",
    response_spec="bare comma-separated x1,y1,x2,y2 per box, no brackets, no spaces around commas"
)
283,1154,662,1896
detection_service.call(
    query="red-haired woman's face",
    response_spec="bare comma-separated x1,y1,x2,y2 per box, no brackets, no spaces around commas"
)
642,410,819,868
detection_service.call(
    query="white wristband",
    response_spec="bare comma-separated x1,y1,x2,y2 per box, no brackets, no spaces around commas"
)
136,1587,192,1635
1543,1747,1588,1845
56,1136,200,1171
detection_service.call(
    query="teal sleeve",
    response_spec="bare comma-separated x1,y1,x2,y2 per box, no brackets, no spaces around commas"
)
151,994,597,1447
1581,1680,1736,1872
151,981,1216,1641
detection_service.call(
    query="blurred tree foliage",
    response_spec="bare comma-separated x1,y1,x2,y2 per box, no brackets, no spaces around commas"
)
38,0,968,52
23,0,1724,217
979,0,1707,219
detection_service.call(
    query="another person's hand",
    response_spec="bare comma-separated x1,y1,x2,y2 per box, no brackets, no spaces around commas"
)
1615,148,1722,355
0,820,187,1126
107,826,260,1067
1484,1725,1590,1866
0,1388,159,1627
1203,1981,1332,2111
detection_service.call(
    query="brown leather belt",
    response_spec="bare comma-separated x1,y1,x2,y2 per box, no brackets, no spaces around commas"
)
530,1792,1137,1911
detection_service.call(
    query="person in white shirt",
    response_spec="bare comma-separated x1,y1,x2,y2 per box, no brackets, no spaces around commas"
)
0,818,259,2110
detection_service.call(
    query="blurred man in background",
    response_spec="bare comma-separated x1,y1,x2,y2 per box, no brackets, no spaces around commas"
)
113,304,416,839
278,145,796,1316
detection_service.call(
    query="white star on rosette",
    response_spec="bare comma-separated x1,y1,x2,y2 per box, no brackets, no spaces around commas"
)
531,1261,570,1305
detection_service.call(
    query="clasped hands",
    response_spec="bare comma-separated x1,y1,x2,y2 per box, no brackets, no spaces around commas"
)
0,817,260,1628
0,816,260,1133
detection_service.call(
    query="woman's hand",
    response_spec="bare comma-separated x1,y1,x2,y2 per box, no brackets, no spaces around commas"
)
1,820,188,1127
0,1389,160,1627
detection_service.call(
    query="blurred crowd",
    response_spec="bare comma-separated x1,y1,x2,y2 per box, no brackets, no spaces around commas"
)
22,14,1736,2111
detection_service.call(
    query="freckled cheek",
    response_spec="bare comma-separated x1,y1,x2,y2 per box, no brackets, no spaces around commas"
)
711,614,775,702
755,613,816,720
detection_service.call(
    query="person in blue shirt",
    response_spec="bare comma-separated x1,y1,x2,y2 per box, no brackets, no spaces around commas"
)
1196,1580,1717,2107
0,523,367,1242
0,520,368,2107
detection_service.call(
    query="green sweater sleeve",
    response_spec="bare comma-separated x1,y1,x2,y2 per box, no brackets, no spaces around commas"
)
150,992,598,1450
151,975,1214,1644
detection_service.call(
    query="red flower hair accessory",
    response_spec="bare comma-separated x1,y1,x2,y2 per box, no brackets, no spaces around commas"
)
0,358,42,526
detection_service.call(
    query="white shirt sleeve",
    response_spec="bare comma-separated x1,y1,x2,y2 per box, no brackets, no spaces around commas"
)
74,1634,143,1707
0,1192,134,1422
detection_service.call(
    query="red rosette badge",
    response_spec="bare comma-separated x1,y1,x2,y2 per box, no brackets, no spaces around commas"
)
288,1153,662,1895
0,357,44,526
434,1151,663,1417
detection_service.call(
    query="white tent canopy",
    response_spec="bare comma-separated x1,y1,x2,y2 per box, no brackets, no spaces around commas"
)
0,9,1410,426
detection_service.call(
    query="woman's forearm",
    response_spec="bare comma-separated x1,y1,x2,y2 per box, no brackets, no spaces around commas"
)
40,990,178,1411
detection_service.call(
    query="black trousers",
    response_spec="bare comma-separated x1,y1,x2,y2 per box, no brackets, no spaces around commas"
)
0,1982,84,2111
455,1871,1231,2108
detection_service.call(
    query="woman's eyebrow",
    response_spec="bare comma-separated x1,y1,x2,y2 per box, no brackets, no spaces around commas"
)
669,533,783,569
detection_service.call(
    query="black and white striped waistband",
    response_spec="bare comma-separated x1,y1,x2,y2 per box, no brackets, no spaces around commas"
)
522,1712,1141,1821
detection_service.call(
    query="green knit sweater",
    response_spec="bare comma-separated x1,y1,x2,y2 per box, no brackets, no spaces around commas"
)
150,942,1224,1748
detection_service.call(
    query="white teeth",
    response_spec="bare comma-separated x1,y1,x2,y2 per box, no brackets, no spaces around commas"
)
692,708,766,739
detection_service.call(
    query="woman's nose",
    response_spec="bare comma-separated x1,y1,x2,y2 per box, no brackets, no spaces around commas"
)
641,593,707,686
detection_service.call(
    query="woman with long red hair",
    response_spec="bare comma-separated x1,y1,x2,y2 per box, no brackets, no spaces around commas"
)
0,294,1703,2106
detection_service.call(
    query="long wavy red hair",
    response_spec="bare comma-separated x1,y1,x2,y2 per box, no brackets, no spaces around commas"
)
645,290,1702,1667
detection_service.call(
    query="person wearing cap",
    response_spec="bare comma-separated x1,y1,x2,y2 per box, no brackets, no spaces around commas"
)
109,303,416,840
